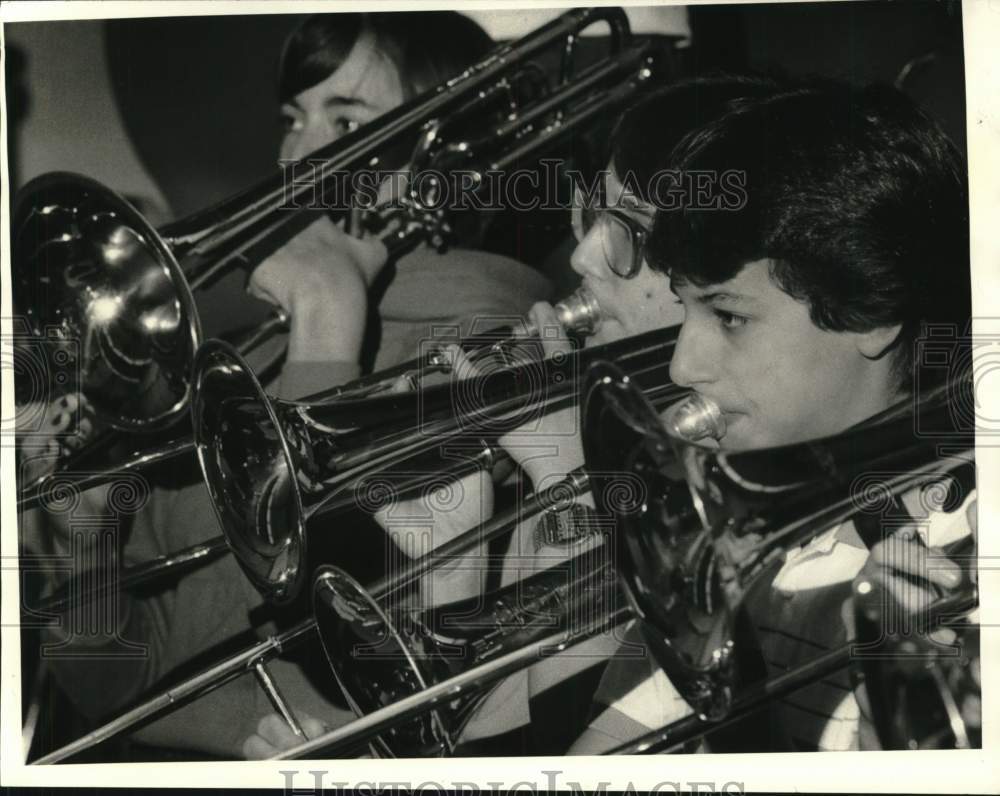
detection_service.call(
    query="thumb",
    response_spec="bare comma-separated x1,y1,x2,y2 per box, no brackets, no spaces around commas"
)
300,715,328,740
246,263,281,308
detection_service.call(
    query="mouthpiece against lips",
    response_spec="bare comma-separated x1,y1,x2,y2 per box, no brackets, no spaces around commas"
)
665,392,726,442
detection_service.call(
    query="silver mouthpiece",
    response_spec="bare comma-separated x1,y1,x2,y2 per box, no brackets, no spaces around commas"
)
521,288,601,338
666,393,727,442
553,287,602,336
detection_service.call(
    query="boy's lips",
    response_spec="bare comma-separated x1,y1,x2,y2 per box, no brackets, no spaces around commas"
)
693,398,747,431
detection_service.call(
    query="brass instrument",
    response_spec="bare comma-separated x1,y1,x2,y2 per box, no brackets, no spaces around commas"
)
30,462,597,763
14,5,657,505
608,586,975,755
313,548,621,757
853,570,980,750
32,377,718,763
272,393,726,760
16,288,599,514
31,353,977,762
21,287,602,619
271,360,978,760
580,359,978,743
309,393,722,758
191,323,682,604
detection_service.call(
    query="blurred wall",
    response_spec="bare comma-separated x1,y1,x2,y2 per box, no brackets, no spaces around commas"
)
4,4,968,335
4,20,170,220
6,4,967,220
103,14,303,218
687,0,966,155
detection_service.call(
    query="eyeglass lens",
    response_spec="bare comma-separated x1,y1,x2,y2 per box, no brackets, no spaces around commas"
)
572,190,640,277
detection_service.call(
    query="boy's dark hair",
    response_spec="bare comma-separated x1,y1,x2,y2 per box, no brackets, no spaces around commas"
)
609,73,781,204
650,80,971,389
279,12,494,104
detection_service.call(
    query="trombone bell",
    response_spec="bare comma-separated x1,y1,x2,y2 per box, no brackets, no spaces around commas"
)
13,173,201,432
313,544,621,758
192,340,307,605
582,359,977,728
313,568,456,757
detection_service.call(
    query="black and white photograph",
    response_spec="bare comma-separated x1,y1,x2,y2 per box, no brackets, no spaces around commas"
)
1,1,997,792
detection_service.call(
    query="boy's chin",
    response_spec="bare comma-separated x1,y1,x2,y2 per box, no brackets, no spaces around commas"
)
715,417,778,453
715,415,752,452
720,420,830,453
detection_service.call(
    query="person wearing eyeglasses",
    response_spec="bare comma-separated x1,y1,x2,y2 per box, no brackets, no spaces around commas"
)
241,75,782,757
36,11,554,762
572,79,975,755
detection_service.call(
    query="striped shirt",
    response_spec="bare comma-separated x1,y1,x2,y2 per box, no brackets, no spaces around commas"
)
586,486,976,752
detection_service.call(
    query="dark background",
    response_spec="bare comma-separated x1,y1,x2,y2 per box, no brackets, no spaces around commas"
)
6,2,966,217
4,2,966,333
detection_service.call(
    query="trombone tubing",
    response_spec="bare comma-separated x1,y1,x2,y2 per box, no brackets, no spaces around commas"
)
607,586,980,755
607,645,852,755
161,7,634,280
274,606,633,760
28,467,592,764
16,5,646,509
262,328,683,526
370,468,591,604
18,282,598,515
282,589,977,760
32,618,317,765
18,439,197,514
25,535,228,618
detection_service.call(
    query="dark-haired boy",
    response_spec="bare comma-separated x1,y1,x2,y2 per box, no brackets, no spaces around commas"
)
578,81,976,752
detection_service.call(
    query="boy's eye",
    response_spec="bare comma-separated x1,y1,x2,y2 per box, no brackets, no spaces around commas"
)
715,309,748,329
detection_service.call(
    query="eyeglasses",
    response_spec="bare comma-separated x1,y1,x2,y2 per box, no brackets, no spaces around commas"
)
571,183,649,279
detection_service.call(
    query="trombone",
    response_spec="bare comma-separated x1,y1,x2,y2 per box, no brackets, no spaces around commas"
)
605,585,978,754
190,321,685,604
29,463,596,764
31,386,720,764
16,287,599,514
23,289,605,625
13,5,657,506
271,360,977,759
21,286,601,620
581,359,979,739
31,361,976,762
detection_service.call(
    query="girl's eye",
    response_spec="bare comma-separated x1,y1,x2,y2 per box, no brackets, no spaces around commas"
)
280,113,303,134
334,117,361,136
715,310,749,330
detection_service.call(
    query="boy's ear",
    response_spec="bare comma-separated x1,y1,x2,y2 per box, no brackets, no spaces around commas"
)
855,323,904,360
